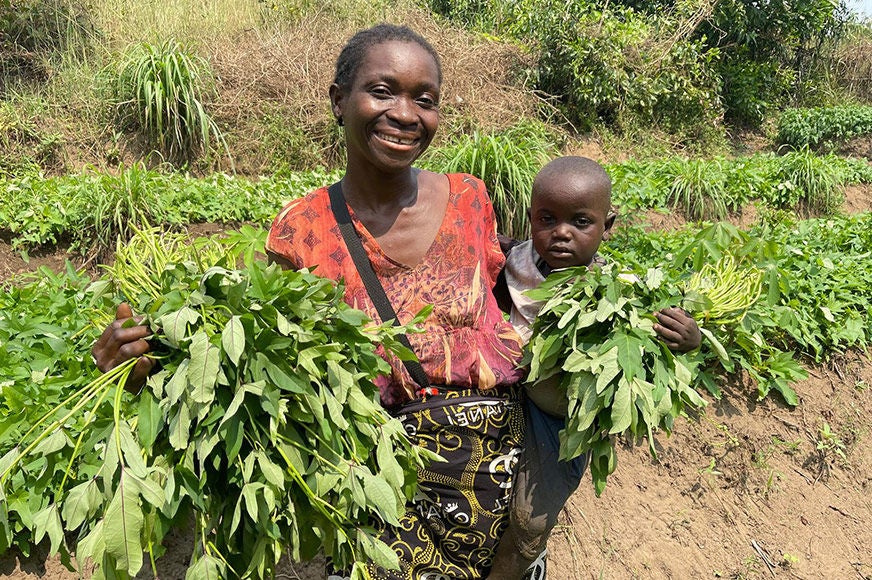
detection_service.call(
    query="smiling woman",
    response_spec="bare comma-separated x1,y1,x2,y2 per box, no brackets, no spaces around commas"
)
265,24,527,580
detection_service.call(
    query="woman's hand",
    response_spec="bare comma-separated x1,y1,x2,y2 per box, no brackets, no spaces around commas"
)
653,307,701,352
92,303,154,392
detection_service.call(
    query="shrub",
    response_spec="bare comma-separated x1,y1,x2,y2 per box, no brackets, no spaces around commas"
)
112,39,224,164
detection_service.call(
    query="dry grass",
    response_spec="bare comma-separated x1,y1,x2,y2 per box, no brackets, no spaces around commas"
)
834,24,872,102
206,5,540,173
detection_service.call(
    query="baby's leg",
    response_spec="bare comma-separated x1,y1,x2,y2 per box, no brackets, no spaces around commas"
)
488,400,588,579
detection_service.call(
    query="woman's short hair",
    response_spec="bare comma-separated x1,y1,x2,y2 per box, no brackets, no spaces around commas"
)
333,23,443,90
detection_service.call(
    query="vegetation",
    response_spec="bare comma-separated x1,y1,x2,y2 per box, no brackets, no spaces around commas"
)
0,166,339,254
421,120,557,239
110,39,224,164
1,0,871,576
0,228,435,578
776,105,872,150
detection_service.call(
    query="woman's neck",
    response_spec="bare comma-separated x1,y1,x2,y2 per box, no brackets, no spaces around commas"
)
341,164,420,213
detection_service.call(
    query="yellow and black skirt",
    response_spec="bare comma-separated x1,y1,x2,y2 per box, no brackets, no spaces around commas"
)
334,387,525,579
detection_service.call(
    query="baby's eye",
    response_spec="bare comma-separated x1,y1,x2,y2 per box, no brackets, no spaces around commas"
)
539,216,556,226
573,217,592,227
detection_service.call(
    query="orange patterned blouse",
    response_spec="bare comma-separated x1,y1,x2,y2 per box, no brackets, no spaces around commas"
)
266,173,525,407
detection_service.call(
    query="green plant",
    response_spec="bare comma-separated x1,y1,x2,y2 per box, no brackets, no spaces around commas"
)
0,228,435,577
666,158,730,221
113,39,224,164
422,119,556,239
816,421,847,463
781,552,800,567
524,264,708,495
777,105,872,149
777,148,843,215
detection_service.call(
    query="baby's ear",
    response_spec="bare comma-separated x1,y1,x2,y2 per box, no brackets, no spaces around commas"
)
602,211,617,240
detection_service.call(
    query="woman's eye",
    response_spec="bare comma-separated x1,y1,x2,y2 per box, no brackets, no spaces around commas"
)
417,96,438,108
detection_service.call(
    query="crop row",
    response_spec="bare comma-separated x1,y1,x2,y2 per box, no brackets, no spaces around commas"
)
3,151,870,256
777,105,872,149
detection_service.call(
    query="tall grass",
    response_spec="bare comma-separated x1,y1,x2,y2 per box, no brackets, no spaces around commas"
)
422,120,557,238
89,0,262,47
87,163,171,254
778,148,844,216
666,158,729,222
113,39,224,164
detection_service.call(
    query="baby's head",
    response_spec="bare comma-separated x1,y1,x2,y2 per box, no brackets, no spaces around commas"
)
529,156,615,270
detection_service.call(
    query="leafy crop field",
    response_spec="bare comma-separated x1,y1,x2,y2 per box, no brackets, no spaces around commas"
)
3,0,872,577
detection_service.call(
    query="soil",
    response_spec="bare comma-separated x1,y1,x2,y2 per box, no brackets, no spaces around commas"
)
1,190,871,580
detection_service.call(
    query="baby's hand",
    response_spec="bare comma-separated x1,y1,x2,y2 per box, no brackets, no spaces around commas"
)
653,307,701,352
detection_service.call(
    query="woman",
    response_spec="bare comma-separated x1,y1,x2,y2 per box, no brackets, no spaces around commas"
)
95,24,527,579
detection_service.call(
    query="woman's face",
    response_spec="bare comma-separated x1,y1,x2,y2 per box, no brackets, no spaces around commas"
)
331,40,441,175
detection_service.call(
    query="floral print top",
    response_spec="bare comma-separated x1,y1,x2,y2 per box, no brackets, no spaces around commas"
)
266,173,525,407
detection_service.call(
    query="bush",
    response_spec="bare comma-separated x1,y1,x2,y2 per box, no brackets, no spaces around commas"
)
776,105,872,150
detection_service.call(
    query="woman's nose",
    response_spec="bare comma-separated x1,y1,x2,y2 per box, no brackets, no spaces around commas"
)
387,96,416,124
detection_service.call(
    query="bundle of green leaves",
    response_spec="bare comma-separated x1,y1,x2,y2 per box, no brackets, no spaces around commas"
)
0,229,435,579
523,264,707,495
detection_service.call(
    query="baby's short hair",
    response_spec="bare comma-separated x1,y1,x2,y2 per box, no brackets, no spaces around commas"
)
532,156,612,203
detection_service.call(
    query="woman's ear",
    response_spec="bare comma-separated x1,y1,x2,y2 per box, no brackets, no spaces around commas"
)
328,83,343,123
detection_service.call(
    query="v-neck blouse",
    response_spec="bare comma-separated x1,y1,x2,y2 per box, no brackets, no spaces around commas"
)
267,173,525,407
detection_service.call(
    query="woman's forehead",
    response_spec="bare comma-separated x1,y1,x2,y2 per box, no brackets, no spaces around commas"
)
356,40,440,85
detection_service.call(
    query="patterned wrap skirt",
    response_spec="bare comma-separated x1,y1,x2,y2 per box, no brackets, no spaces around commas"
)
331,387,525,579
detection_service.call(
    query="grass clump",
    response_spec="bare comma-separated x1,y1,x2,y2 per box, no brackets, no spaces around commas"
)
111,39,224,165
666,158,730,222
422,119,557,239
777,148,844,216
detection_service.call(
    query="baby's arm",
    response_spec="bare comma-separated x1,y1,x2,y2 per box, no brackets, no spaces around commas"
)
653,307,701,352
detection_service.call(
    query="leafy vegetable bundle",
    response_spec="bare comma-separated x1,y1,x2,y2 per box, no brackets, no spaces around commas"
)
524,264,709,496
1,229,434,579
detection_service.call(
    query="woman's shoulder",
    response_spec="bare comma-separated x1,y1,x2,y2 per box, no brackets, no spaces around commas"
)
272,186,331,227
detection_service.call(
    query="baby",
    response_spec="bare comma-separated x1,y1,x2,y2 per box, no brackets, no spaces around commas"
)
489,156,700,578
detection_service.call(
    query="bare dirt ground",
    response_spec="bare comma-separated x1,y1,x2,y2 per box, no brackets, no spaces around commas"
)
1,192,871,580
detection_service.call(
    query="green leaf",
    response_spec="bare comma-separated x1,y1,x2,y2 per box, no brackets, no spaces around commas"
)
62,479,102,530
221,315,245,366
186,553,224,580
158,306,200,346
609,380,633,434
116,421,148,479
257,453,285,491
33,504,63,555
136,389,162,449
187,331,219,405
361,471,401,525
103,471,144,576
357,530,400,572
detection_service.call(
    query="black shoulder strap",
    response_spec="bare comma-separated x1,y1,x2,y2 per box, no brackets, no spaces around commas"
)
327,182,430,390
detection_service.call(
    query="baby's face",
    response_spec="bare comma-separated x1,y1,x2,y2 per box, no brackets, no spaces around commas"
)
529,176,614,270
